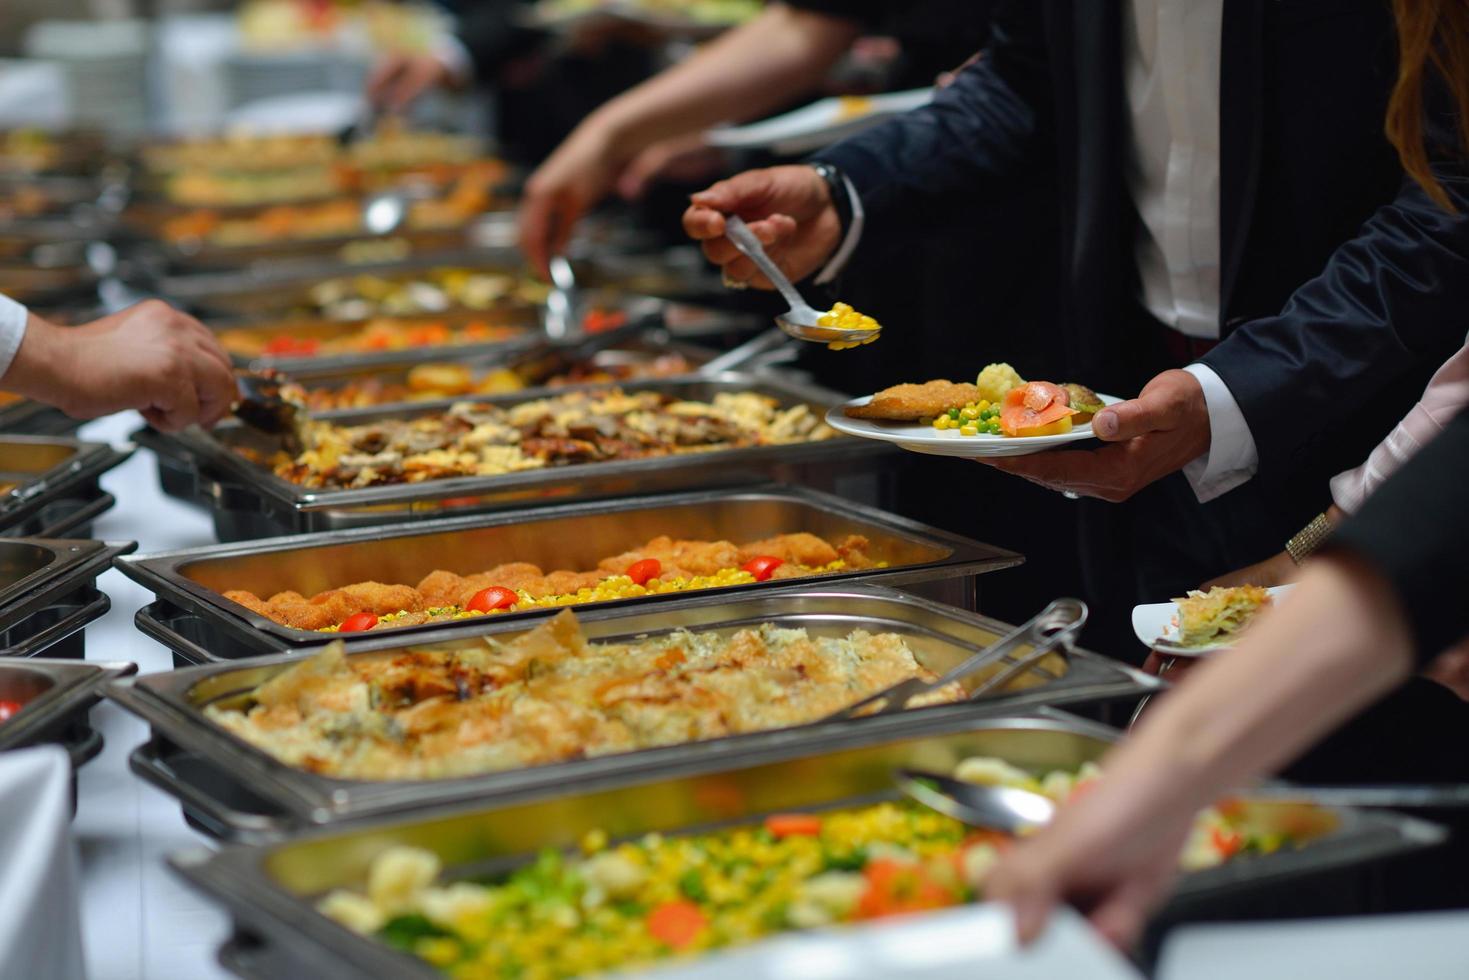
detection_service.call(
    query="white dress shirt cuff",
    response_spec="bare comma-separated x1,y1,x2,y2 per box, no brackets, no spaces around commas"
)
812,175,863,286
1181,362,1259,503
0,293,30,382
433,34,475,85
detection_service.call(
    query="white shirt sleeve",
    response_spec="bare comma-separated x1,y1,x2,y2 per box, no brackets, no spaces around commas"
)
0,293,30,381
1181,362,1259,503
812,175,864,286
433,34,475,85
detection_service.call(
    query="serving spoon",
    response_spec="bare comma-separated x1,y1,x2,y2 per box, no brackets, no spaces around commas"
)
721,215,880,345
897,767,1469,835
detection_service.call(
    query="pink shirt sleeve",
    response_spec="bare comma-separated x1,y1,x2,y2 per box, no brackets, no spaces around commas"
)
1330,338,1469,514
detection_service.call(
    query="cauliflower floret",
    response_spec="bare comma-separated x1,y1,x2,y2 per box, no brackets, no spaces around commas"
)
787,871,867,928
367,846,441,913
580,851,647,899
975,363,1026,405
960,843,1002,890
418,882,494,930
318,889,387,934
954,756,1037,791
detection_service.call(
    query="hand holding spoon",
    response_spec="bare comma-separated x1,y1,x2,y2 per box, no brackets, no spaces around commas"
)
721,215,881,348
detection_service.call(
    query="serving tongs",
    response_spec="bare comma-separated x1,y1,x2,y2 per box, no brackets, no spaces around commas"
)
233,370,306,453
895,770,1469,836
824,598,1089,721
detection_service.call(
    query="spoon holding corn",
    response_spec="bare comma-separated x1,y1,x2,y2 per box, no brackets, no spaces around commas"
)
722,215,882,350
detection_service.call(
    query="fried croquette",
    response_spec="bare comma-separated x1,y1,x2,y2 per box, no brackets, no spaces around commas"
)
844,380,983,421
220,532,884,631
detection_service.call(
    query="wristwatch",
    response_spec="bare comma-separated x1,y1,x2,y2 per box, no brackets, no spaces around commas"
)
1285,512,1334,565
809,162,852,235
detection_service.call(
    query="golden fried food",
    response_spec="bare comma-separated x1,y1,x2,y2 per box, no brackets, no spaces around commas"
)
205,609,959,780
845,380,983,421
224,532,882,633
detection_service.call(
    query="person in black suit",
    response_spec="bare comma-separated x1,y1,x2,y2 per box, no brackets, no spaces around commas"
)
684,0,1469,657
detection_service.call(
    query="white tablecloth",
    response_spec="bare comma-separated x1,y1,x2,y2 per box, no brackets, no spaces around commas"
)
74,412,230,980
0,745,85,980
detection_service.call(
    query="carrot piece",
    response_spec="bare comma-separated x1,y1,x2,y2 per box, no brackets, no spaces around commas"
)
763,813,822,838
647,900,707,948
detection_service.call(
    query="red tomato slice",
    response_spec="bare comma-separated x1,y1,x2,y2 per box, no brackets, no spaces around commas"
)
338,611,379,632
466,586,517,612
626,558,662,586
741,556,785,582
1000,382,1077,436
0,699,24,722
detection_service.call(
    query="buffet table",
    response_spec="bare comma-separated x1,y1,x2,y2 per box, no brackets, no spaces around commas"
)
73,411,230,980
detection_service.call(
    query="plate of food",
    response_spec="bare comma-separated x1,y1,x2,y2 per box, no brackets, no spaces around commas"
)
705,87,935,155
1133,584,1294,657
825,363,1120,458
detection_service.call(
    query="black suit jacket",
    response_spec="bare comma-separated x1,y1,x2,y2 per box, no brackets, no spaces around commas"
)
819,0,1469,475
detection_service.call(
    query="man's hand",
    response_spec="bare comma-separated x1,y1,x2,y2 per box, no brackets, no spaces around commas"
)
4,301,236,432
982,369,1212,502
682,165,843,288
366,53,458,112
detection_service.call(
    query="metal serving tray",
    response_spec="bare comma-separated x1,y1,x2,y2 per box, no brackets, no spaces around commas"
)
205,288,688,375
0,538,130,661
156,245,534,317
116,486,1020,652
0,658,135,772
135,373,894,541
0,436,133,538
109,585,1158,839
167,711,1444,978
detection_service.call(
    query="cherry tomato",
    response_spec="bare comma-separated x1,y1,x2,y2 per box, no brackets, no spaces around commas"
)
741,555,785,582
582,309,628,333
263,336,318,356
0,699,24,722
339,611,379,632
625,558,662,586
467,586,517,612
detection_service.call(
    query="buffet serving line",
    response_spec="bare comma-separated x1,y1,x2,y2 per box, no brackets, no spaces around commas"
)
0,126,1463,980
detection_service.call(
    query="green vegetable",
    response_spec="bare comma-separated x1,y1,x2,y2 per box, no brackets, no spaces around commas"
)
377,914,452,952
679,869,709,902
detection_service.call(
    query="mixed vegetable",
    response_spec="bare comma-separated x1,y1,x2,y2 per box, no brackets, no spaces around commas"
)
320,757,1316,978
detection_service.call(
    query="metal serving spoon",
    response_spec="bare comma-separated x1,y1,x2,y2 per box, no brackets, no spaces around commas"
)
721,215,880,345
897,767,1469,835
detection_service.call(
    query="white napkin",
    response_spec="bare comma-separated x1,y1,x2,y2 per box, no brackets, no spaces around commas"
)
0,746,86,980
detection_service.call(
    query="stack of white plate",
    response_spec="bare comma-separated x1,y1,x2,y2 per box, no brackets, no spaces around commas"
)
24,19,150,135
224,51,371,113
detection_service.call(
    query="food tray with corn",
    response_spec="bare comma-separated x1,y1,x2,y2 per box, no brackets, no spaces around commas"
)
132,373,897,541
116,486,1018,653
163,711,1442,977
108,591,1161,840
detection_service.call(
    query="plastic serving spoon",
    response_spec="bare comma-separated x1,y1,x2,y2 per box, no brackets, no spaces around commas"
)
721,215,880,345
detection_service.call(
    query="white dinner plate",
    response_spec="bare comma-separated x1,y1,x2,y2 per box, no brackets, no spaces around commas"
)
705,88,935,155
1131,584,1295,657
825,392,1122,459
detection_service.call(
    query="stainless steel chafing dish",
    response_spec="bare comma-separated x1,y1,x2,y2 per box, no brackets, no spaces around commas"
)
0,658,135,773
0,538,131,661
0,436,133,538
108,585,1158,840
200,291,731,375
117,486,1019,655
166,710,1443,978
133,373,895,541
